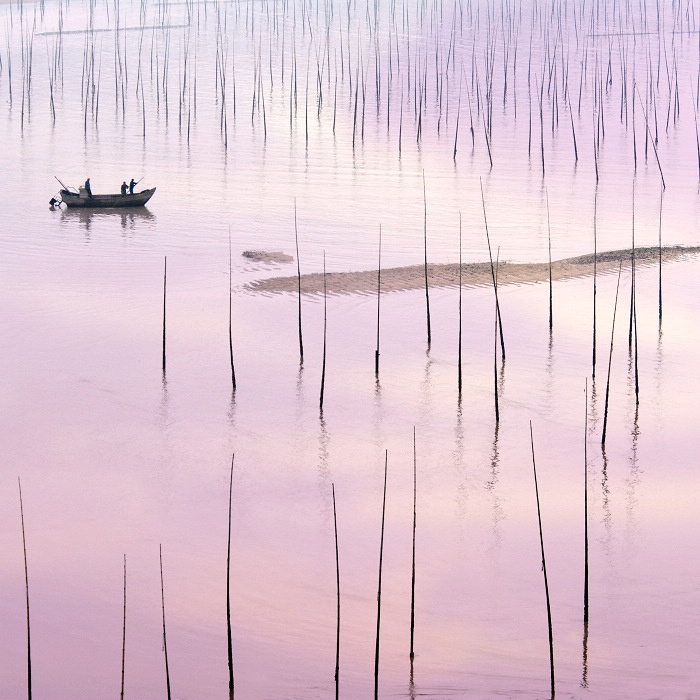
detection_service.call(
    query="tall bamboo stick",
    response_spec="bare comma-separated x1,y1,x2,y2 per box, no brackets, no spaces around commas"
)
295,200,304,362
18,477,32,700
602,264,623,446
409,429,417,661
228,232,236,390
457,213,463,393
547,189,552,332
480,179,505,360
320,252,327,411
159,545,172,700
162,256,167,373
529,424,555,698
375,225,382,376
226,454,235,698
332,483,340,700
422,172,431,348
374,451,388,700
121,554,126,700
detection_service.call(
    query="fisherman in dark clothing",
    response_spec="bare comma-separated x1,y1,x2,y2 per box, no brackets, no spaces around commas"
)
129,178,136,195
121,181,128,196
85,178,93,198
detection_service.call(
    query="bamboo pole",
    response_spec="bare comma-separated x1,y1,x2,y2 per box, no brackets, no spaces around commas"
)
375,225,382,377
422,172,431,348
226,454,235,698
18,477,32,700
457,213,463,393
332,483,340,700
159,545,172,700
582,380,589,688
295,200,304,363
480,179,505,360
602,264,623,446
228,231,236,390
529,424,555,698
592,189,598,380
547,189,552,333
374,451,388,700
120,554,126,700
658,187,663,324
409,429,417,662
162,256,167,374
320,252,327,411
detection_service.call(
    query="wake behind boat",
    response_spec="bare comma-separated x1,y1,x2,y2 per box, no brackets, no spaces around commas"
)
56,187,156,208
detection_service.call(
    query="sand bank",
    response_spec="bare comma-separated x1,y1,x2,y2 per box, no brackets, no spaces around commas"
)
246,246,700,296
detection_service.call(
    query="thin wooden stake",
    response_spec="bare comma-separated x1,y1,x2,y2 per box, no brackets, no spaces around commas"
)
162,256,167,374
582,380,589,688
228,231,236,390
332,483,340,700
226,454,235,698
480,179,505,360
18,477,32,700
121,554,126,700
160,545,172,700
602,264,623,446
547,189,552,333
658,187,663,324
375,225,382,377
320,252,327,411
457,213,463,393
592,189,598,380
529,424,555,698
409,429,417,661
295,200,304,363
374,451,388,700
423,172,431,348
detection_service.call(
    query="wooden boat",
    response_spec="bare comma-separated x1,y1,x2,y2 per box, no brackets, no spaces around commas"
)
58,187,156,208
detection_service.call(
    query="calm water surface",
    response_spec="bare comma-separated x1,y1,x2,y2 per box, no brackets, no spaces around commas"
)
1,0,700,697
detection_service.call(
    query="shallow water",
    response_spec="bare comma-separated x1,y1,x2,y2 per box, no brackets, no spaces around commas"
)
1,0,700,698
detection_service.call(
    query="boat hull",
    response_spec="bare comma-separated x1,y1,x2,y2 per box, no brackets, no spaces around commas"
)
60,188,156,208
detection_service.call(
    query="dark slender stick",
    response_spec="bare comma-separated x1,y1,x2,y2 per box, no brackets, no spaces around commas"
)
658,187,663,324
375,225,382,377
409,429,417,661
457,213,463,393
228,231,236,390
628,187,636,351
160,545,172,700
592,189,598,380
633,287,639,405
602,264,623,446
226,454,235,698
18,477,32,700
320,252,327,411
121,554,126,700
332,483,340,700
422,172,431,348
493,258,500,423
529,423,555,699
582,380,589,688
635,86,666,190
547,189,552,333
374,451,388,700
583,381,589,614
480,178,505,360
162,256,167,373
295,199,304,362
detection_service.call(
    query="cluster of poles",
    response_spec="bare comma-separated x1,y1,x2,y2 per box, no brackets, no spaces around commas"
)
1,0,699,175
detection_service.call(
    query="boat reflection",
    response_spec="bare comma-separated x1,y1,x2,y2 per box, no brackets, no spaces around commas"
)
59,205,156,235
